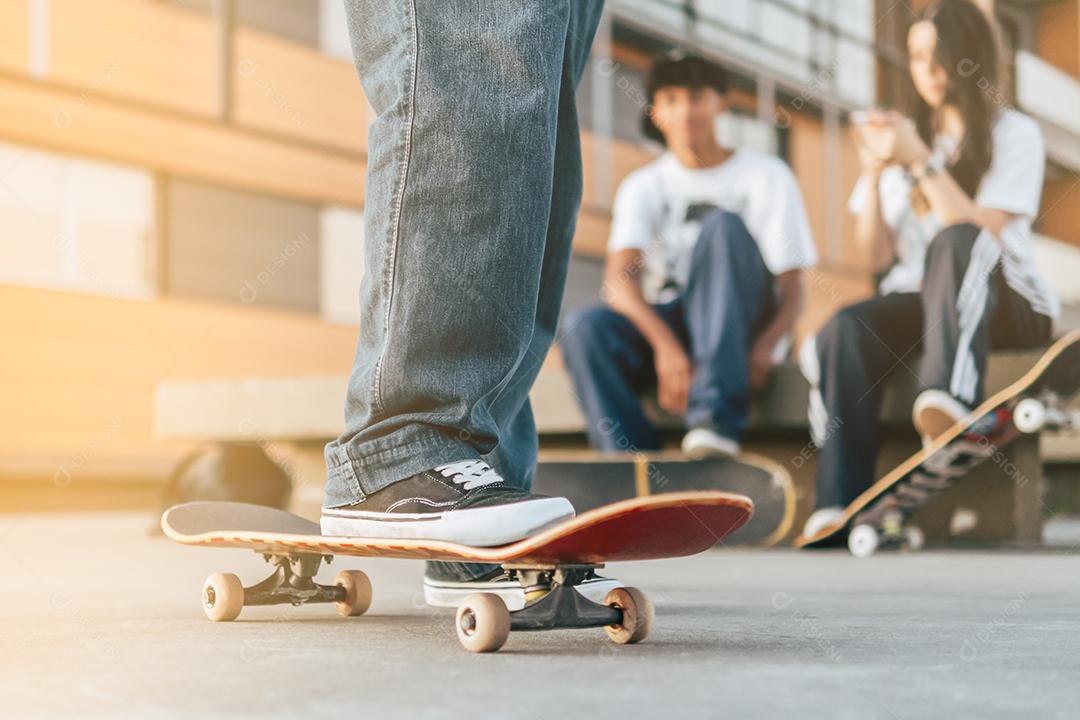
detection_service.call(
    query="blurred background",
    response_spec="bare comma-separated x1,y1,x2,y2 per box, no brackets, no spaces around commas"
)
1,0,1078,537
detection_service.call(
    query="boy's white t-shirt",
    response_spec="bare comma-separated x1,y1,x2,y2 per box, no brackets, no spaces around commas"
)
848,108,1059,319
607,149,818,305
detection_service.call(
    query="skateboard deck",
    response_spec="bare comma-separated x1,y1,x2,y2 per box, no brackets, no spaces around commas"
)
163,492,753,652
533,450,794,547
796,331,1080,556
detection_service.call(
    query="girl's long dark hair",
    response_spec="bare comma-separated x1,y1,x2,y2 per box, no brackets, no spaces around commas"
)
906,0,1001,197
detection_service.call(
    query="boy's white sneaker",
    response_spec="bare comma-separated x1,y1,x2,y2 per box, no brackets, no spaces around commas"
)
681,426,740,458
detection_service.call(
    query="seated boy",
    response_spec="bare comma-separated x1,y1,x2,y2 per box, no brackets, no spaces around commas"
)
560,53,817,456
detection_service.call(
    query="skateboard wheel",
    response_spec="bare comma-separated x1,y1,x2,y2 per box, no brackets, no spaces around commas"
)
202,572,244,622
903,526,925,552
455,593,510,653
848,525,880,559
1014,399,1046,434
603,587,653,645
334,570,372,617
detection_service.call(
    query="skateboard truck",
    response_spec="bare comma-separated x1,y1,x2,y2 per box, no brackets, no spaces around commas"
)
502,566,623,630
454,564,653,652
1014,393,1080,434
201,552,372,622
848,512,925,559
235,554,342,607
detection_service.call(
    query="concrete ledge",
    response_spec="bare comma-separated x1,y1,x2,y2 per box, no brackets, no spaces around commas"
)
154,348,1051,440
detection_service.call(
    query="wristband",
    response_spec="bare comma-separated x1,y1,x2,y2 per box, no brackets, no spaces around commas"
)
907,150,945,185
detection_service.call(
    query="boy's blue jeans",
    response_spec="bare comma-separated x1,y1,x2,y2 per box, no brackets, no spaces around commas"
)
324,1,605,582
559,211,778,451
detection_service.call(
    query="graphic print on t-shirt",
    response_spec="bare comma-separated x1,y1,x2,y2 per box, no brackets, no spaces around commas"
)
607,149,817,305
654,200,720,296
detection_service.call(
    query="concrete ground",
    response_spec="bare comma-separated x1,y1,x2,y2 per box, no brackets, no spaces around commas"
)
3,512,1079,720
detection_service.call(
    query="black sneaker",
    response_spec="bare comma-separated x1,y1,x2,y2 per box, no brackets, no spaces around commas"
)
423,567,623,611
320,459,574,546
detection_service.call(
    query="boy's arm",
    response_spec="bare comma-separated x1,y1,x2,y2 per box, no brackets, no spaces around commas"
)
602,248,694,416
602,249,681,349
749,269,805,389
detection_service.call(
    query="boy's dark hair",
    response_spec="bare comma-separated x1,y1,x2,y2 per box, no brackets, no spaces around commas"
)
642,52,730,143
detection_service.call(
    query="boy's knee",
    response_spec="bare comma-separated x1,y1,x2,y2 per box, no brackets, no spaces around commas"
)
818,305,865,350
560,305,615,349
699,210,751,242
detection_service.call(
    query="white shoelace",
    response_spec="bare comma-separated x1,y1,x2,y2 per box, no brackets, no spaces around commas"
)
433,459,503,491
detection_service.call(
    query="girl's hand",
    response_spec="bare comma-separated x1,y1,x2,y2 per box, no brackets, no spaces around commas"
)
886,111,931,168
852,109,895,171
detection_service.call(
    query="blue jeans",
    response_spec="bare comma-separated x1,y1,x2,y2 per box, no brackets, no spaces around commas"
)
560,211,777,450
324,1,604,581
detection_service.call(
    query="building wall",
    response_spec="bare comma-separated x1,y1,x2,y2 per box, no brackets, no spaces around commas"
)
0,284,358,476
0,0,1076,481
1036,0,1079,78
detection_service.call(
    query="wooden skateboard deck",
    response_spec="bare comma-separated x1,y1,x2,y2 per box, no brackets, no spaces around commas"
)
796,331,1080,556
163,492,753,652
163,491,752,564
533,450,794,547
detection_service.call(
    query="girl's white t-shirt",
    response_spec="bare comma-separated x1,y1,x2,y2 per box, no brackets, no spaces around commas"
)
608,149,818,304
848,108,1059,319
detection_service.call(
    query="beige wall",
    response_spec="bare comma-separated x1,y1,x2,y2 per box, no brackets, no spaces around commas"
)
1040,177,1080,249
0,284,357,476
1037,0,1080,79
0,1,28,73
166,179,321,312
786,113,872,337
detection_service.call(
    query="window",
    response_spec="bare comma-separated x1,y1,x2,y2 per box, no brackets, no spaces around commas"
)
0,142,153,298
319,207,365,325
165,0,319,46
165,180,319,313
578,45,654,145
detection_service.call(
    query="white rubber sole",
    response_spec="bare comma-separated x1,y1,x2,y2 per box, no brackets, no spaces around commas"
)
913,389,972,446
320,496,575,547
681,427,740,458
802,506,844,538
423,576,624,611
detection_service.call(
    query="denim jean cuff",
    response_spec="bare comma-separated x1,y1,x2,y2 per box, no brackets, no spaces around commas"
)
323,429,478,507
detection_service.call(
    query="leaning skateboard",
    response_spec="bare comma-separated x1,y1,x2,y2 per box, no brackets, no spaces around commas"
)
162,491,753,652
534,450,795,546
796,331,1080,557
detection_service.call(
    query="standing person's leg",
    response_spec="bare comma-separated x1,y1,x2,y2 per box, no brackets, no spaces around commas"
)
914,224,1052,438
804,294,922,518
323,2,597,543
680,210,776,445
425,1,604,583
470,0,605,493
559,302,671,452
